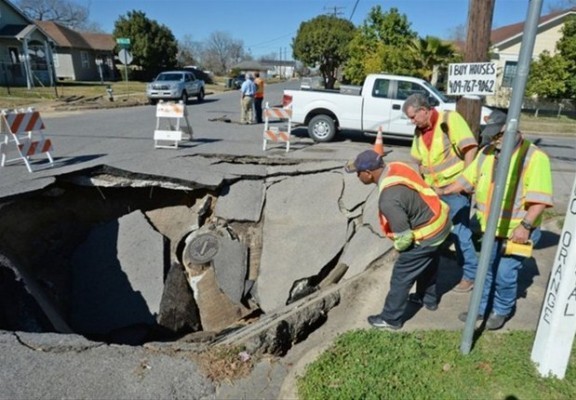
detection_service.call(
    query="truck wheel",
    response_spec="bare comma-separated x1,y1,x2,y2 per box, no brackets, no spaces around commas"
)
197,89,205,102
148,98,157,106
308,115,336,142
181,91,189,104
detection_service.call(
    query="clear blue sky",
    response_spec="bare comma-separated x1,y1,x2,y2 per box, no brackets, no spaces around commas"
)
86,0,562,59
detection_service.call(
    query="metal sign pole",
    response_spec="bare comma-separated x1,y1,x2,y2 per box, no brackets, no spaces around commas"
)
460,0,544,354
124,49,128,84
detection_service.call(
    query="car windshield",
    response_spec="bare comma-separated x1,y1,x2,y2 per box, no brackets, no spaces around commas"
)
422,80,452,103
156,73,183,81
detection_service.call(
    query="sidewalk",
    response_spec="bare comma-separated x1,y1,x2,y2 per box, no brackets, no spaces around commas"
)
267,214,565,399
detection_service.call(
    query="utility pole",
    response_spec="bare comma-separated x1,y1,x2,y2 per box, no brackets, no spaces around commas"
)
324,6,344,17
456,0,495,139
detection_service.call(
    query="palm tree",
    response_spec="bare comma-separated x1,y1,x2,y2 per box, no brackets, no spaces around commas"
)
409,36,458,85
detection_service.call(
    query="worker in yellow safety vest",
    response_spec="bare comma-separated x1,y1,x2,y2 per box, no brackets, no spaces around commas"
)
439,110,553,330
402,93,479,294
345,149,452,330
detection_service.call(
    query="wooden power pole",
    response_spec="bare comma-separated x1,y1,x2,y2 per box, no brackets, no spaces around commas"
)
457,0,496,138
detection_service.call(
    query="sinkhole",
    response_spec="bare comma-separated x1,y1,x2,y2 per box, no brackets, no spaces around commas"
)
0,169,338,348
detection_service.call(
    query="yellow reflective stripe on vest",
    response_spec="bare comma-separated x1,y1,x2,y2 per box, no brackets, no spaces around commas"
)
414,200,450,242
416,112,465,187
424,156,462,175
378,173,449,242
475,140,538,237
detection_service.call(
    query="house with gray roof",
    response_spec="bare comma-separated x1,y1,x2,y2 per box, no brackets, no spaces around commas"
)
0,0,55,88
35,20,116,82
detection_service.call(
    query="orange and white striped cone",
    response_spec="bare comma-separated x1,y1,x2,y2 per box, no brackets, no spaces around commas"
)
373,126,384,156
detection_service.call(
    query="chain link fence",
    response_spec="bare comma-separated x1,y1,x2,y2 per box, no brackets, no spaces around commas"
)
488,87,576,118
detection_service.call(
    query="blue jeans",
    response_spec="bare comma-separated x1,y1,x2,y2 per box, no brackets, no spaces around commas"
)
479,228,542,316
441,193,478,281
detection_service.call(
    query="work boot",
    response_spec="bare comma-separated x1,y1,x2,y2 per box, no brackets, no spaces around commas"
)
486,313,509,330
458,311,483,323
407,293,438,311
453,279,474,293
367,315,402,330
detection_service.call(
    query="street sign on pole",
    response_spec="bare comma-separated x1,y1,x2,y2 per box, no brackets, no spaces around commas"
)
116,38,131,47
117,48,132,84
118,49,133,65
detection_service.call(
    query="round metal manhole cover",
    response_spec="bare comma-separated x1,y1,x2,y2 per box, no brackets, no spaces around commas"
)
187,233,220,264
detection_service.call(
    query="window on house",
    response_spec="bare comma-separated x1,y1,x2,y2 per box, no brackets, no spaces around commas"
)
81,51,89,68
502,61,518,88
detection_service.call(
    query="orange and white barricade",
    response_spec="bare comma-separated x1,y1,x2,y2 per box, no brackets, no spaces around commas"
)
154,100,193,149
263,102,292,152
0,108,54,173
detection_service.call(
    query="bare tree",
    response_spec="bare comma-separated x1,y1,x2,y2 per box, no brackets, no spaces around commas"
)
178,34,204,67
17,0,91,30
202,31,246,75
448,24,467,42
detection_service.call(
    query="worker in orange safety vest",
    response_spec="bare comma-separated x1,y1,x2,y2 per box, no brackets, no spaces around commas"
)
345,149,452,330
254,72,265,124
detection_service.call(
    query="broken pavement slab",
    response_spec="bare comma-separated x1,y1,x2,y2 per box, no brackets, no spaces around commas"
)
69,210,165,336
339,225,393,280
214,180,265,222
256,172,349,313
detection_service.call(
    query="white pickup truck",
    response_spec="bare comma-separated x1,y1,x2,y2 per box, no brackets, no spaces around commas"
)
282,73,492,142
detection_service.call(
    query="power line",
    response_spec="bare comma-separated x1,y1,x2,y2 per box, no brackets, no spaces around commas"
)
349,0,360,21
246,32,294,49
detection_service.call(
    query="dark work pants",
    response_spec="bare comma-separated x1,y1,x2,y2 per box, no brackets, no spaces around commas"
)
379,243,441,326
254,97,263,123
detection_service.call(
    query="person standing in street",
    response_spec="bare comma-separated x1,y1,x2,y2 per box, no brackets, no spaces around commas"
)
345,149,452,330
402,93,479,293
254,72,265,124
240,73,257,124
439,110,553,330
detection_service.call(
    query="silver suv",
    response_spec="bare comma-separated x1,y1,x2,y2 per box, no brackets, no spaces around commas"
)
146,70,205,105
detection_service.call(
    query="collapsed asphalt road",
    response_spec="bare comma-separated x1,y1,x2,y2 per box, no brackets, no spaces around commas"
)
0,90,405,398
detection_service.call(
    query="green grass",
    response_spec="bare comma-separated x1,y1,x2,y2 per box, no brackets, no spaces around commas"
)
297,329,576,399
519,114,576,136
0,79,231,109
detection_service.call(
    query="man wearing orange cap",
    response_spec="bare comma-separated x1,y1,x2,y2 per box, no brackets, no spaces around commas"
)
346,150,452,330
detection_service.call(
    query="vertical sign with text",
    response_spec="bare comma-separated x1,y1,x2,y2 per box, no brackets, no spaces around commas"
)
531,175,576,379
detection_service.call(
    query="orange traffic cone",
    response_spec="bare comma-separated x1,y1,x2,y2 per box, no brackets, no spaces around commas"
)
373,126,384,156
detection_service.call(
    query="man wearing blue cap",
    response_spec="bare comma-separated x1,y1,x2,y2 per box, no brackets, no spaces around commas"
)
346,150,452,330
